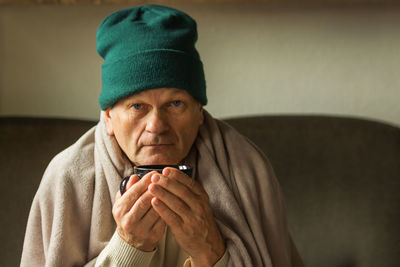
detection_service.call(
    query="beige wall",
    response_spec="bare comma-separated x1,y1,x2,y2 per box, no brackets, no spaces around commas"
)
1,3,399,126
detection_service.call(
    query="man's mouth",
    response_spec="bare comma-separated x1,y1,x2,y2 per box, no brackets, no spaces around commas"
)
145,143,172,146
143,144,173,148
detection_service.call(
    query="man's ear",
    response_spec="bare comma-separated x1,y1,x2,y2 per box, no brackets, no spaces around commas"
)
103,108,115,136
198,104,204,125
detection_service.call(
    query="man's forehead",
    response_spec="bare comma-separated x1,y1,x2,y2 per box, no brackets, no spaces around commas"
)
124,87,190,101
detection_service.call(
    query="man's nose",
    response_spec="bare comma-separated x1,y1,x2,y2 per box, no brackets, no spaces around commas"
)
145,110,169,134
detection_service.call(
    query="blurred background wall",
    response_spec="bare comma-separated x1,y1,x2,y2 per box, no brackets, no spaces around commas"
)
1,2,399,126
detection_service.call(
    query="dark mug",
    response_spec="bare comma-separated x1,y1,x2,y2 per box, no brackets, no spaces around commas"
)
120,165,192,195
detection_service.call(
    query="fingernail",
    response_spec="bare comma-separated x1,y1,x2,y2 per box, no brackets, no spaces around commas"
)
148,184,155,192
152,197,160,206
163,168,170,176
152,174,160,183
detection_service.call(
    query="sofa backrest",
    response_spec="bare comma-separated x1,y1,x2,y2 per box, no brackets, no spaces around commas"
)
0,117,97,267
1,115,399,267
225,115,400,267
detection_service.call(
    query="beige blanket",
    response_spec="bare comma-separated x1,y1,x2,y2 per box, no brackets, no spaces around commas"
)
21,111,301,266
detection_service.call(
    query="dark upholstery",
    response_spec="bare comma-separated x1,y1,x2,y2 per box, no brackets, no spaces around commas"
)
0,117,97,267
225,116,400,267
1,115,399,267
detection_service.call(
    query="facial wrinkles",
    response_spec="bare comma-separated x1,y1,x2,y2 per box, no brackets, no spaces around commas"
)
111,88,201,165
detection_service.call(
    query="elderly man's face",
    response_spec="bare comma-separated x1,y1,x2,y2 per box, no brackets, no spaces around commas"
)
104,88,204,166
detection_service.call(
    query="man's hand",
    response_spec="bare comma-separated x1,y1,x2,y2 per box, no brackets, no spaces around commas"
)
112,172,166,251
148,168,225,267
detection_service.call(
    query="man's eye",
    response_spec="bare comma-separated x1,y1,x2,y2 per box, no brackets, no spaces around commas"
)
132,103,143,110
171,100,182,107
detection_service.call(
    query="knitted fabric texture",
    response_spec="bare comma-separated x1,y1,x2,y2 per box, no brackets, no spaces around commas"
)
97,5,207,110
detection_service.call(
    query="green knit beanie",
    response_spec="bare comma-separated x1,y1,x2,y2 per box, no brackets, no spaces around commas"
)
97,5,207,110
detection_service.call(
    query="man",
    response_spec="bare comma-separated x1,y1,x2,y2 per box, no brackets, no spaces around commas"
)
21,5,303,267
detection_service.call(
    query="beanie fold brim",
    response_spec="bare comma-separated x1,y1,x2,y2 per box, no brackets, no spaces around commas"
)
99,50,207,110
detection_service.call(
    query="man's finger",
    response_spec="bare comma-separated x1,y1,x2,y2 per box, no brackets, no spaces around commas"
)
128,191,155,221
117,172,155,214
149,217,167,246
148,182,191,221
151,197,183,228
151,171,203,208
125,174,140,192
162,167,204,195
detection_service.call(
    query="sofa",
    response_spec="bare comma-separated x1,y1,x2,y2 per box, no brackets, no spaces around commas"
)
1,115,399,267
